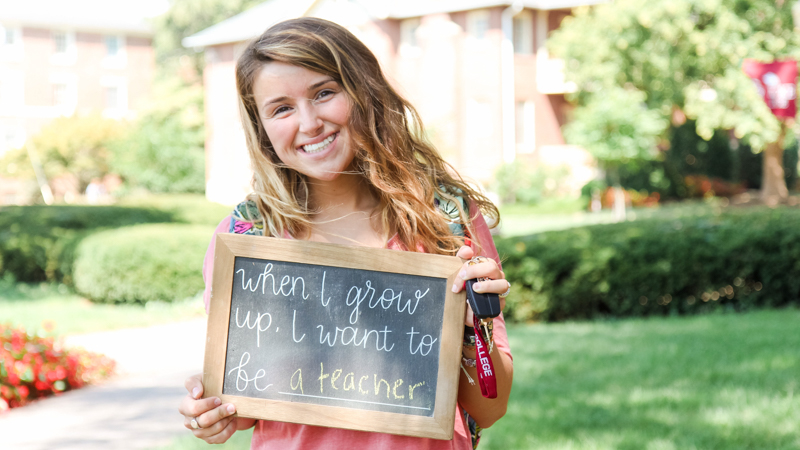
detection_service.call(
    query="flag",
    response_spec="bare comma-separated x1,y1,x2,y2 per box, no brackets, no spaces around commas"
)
742,59,798,119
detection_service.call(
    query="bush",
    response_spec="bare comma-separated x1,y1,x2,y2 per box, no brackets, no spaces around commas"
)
0,324,115,410
496,207,800,322
73,224,210,304
0,206,173,284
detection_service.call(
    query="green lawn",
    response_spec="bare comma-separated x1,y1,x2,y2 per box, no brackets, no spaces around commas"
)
0,281,205,335
482,309,800,450
497,197,734,237
157,309,800,450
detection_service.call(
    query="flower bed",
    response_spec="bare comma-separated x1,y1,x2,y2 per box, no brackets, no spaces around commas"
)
0,324,115,411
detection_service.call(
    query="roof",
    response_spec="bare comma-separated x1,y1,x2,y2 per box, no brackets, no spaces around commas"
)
182,0,607,49
384,0,607,19
182,0,318,49
0,0,159,36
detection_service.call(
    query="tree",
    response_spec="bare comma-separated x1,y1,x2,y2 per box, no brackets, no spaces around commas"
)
0,115,124,193
549,0,800,203
563,87,668,219
109,78,206,193
153,0,264,78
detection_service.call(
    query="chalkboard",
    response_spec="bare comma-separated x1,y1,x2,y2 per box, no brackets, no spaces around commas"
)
203,233,465,440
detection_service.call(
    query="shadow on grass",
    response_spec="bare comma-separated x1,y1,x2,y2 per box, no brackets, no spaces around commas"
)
482,310,800,450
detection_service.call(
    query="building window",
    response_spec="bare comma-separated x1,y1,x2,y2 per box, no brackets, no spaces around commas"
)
101,76,128,118
105,86,119,109
50,30,76,65
4,28,14,45
53,31,67,54
513,10,533,54
52,83,68,106
401,18,421,48
106,35,120,56
467,9,490,40
515,101,536,153
103,35,126,68
0,24,23,61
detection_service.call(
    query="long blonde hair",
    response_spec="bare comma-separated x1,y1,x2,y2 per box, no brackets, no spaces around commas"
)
235,17,498,254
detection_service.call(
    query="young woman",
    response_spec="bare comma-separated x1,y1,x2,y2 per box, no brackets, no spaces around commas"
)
178,17,513,449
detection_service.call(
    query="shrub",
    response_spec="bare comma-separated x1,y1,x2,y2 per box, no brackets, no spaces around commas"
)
496,207,800,322
0,324,115,410
73,224,211,304
0,205,173,284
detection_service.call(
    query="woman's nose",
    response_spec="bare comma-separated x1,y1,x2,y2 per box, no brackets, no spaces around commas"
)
297,102,323,135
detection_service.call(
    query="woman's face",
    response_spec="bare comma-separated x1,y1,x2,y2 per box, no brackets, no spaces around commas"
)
252,62,355,182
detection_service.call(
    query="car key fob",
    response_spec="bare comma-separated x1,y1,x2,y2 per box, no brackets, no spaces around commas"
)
465,278,501,319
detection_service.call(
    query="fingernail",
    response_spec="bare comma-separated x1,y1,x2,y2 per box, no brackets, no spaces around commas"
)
227,404,235,414
458,270,466,279
472,282,482,292
192,387,200,399
214,398,221,406
452,283,459,293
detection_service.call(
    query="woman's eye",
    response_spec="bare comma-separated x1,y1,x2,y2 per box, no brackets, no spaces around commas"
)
315,89,334,101
272,106,291,117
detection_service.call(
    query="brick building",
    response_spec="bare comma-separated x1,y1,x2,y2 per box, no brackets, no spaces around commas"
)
184,0,602,205
0,1,155,161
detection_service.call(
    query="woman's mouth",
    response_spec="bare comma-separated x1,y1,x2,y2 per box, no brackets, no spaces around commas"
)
301,133,337,154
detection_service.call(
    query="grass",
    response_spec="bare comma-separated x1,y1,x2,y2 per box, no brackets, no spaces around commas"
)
116,193,234,226
0,281,205,335
497,197,735,237
154,309,800,450
481,309,800,450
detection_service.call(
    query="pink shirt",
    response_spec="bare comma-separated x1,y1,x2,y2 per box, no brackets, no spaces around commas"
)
201,213,512,450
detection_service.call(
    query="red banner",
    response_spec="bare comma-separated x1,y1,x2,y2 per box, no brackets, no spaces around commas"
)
743,59,798,119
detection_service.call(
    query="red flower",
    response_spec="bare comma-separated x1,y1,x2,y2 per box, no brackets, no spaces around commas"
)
17,386,28,398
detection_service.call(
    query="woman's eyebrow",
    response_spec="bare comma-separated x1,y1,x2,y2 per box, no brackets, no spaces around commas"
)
308,78,336,91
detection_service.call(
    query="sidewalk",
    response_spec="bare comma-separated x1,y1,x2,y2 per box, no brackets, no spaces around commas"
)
0,318,207,450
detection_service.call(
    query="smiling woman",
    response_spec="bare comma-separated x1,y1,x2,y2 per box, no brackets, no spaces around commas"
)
178,17,514,450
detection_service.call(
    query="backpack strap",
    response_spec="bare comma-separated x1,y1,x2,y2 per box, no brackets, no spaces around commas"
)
434,190,470,239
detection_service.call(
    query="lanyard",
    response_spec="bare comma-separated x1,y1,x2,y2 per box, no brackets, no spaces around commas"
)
472,315,497,399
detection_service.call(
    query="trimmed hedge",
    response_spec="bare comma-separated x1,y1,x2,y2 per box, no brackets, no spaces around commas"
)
73,224,210,304
0,206,173,284
496,207,800,322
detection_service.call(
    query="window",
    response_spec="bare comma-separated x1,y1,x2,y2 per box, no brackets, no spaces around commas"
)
0,24,23,61
50,30,76,65
401,18,421,48
515,101,535,153
467,9,490,40
0,70,23,106
53,31,67,54
105,86,119,109
103,35,126,68
101,76,128,118
106,35,119,57
513,10,533,54
52,83,68,107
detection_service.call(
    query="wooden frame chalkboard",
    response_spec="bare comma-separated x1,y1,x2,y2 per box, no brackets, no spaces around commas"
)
203,233,466,440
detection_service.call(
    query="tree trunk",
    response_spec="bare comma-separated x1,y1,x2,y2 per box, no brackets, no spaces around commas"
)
760,123,788,205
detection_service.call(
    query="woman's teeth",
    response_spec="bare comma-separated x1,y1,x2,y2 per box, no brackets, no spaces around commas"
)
302,134,336,154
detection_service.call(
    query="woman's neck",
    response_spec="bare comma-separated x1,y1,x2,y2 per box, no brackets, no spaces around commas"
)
304,173,386,247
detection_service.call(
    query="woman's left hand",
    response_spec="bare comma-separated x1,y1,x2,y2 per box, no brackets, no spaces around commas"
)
452,245,508,326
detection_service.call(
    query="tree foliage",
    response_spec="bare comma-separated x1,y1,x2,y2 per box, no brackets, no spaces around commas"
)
549,0,800,154
109,78,206,193
153,0,263,76
0,116,124,191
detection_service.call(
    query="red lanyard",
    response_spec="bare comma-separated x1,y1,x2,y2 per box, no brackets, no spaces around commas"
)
473,315,497,398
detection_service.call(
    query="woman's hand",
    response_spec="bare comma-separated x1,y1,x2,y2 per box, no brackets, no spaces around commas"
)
451,245,507,326
178,374,240,444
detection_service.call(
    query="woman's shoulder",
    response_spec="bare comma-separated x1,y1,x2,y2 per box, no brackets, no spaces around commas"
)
230,199,266,236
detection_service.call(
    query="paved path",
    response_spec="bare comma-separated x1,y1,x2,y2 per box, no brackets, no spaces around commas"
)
0,319,207,450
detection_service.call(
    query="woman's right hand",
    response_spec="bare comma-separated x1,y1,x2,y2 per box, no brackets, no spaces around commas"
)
179,374,240,444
